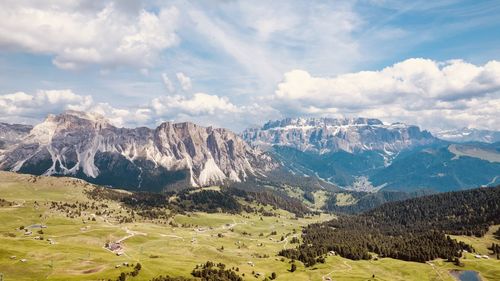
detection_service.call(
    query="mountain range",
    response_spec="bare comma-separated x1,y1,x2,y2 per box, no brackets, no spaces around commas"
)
242,117,436,155
243,117,500,192
0,112,499,193
0,111,277,192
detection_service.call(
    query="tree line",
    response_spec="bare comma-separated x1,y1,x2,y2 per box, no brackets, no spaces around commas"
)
280,186,500,266
324,190,433,214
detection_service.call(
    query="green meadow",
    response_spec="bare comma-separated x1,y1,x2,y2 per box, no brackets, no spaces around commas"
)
0,172,498,281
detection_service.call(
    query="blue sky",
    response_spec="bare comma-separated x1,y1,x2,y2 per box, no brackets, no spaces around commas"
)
0,0,499,131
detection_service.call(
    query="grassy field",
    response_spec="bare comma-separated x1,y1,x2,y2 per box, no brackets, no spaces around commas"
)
0,171,498,281
332,192,358,206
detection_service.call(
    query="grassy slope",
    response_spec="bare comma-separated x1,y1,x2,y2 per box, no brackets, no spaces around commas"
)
0,171,498,281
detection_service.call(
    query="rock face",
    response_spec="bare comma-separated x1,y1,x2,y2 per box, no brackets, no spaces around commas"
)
435,128,500,143
242,117,436,155
0,111,276,191
0,122,32,151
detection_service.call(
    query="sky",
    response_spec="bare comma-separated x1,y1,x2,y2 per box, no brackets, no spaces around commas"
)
0,0,499,132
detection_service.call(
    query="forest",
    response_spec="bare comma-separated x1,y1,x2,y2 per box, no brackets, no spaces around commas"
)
324,189,433,214
120,189,245,214
226,187,311,217
280,186,500,266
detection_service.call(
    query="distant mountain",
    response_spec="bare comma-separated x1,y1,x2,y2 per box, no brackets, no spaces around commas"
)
0,122,32,151
242,117,436,155
0,111,278,191
435,127,500,143
243,117,500,192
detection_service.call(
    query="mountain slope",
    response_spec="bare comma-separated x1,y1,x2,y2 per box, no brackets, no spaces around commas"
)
270,146,386,187
371,144,500,192
0,122,32,151
0,111,277,191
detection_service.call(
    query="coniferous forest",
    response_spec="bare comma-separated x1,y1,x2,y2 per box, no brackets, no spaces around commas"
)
280,186,500,266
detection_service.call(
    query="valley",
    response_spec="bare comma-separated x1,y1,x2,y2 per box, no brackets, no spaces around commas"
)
0,172,499,281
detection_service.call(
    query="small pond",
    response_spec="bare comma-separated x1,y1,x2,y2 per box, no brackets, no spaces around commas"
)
450,270,481,281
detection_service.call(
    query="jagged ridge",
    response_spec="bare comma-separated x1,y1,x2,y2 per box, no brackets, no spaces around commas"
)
242,117,436,154
0,111,277,190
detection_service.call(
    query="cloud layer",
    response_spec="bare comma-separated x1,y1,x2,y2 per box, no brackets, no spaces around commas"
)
0,0,179,69
1,58,498,132
273,58,500,131
1,58,500,132
0,89,277,130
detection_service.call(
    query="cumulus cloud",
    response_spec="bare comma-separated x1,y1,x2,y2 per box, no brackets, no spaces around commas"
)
273,58,500,130
90,103,152,128
0,89,146,127
149,93,278,128
0,0,179,69
176,72,192,91
0,90,93,119
151,93,238,117
2,59,498,132
0,89,277,131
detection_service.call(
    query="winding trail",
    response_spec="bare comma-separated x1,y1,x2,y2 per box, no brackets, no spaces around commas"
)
116,227,147,243
321,261,352,281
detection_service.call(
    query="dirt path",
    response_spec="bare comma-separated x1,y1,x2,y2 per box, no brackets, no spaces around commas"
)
160,234,184,240
116,227,147,243
194,218,247,233
321,261,352,281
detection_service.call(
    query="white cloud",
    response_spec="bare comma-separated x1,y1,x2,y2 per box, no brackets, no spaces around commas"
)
0,89,93,121
150,93,278,129
161,73,175,93
151,93,238,117
176,72,192,91
0,0,179,69
0,89,148,127
90,103,151,128
2,59,498,132
273,58,500,130
0,89,278,131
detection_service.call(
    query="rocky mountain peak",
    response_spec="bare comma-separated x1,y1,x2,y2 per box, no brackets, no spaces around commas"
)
242,117,436,154
261,117,384,130
0,111,277,191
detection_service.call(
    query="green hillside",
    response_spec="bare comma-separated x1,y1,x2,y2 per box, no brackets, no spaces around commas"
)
0,172,498,281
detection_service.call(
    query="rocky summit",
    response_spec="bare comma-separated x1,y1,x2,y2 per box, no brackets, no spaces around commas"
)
242,117,436,155
0,111,277,191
